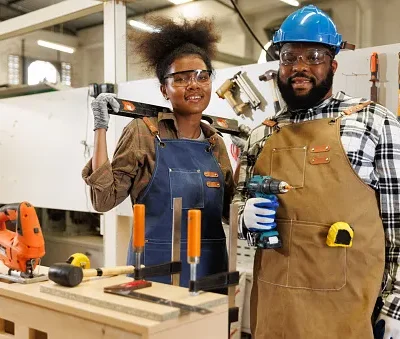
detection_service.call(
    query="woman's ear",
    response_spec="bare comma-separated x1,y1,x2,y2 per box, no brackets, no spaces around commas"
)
160,85,168,100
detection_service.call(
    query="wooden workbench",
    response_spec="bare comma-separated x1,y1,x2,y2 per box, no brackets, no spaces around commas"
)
0,264,228,339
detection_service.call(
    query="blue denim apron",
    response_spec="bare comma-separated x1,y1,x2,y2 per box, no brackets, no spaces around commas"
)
127,122,228,288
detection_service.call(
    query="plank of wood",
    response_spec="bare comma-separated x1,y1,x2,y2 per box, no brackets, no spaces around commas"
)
40,275,227,322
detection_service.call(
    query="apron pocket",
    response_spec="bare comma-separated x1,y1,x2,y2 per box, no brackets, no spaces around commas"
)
257,220,347,291
271,146,306,188
169,168,204,209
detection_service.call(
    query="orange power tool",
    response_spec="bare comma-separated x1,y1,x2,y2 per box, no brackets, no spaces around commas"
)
0,202,45,277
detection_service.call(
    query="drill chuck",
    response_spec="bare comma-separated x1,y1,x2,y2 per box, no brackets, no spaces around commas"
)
247,176,291,196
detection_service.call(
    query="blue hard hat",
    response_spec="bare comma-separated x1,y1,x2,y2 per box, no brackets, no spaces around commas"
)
273,5,343,55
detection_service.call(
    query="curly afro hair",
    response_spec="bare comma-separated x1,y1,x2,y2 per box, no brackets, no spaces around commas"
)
129,17,220,84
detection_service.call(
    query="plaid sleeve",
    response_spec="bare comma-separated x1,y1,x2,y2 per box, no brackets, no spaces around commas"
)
233,124,272,239
376,111,400,320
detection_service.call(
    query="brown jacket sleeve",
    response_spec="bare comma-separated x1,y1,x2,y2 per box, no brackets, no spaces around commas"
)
82,122,142,212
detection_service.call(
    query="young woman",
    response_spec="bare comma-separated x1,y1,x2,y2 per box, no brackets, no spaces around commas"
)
82,17,235,288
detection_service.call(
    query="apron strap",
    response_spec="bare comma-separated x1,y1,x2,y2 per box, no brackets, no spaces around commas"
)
142,117,162,144
342,100,373,115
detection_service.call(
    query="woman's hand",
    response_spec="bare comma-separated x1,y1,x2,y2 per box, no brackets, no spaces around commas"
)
91,93,120,130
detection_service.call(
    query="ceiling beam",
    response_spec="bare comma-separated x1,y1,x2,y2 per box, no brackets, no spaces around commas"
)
0,0,103,41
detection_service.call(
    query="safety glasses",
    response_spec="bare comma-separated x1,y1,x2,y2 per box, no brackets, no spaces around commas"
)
280,49,333,66
163,69,212,87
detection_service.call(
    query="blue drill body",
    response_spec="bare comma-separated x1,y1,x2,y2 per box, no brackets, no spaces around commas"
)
245,175,290,249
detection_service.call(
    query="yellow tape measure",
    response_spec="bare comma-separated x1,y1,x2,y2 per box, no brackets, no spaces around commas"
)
326,222,354,248
66,252,91,269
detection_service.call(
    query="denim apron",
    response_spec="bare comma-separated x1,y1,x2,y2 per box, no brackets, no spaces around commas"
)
127,119,228,288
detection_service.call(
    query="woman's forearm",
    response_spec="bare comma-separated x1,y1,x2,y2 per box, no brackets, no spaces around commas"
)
92,128,108,170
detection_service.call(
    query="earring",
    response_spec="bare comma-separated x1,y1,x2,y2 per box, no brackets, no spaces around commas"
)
164,96,169,100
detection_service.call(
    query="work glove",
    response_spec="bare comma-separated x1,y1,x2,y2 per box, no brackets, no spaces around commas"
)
91,93,120,130
375,313,400,339
243,197,279,232
230,135,247,150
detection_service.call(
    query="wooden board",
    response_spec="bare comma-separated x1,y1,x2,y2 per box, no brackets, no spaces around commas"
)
40,275,227,322
0,263,228,338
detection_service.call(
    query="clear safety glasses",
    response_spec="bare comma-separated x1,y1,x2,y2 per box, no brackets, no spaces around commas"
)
163,69,212,87
280,49,333,66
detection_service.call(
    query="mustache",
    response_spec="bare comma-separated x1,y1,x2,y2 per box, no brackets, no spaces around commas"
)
289,72,316,84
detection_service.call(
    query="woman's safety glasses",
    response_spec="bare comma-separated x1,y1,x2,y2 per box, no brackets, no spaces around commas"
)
164,69,212,87
280,49,333,66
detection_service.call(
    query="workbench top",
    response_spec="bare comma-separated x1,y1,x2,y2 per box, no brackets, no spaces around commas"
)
0,263,228,338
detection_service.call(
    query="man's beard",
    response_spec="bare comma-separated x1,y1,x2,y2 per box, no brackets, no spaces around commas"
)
277,68,334,111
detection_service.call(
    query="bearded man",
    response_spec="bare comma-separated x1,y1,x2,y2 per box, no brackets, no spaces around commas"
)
233,5,400,339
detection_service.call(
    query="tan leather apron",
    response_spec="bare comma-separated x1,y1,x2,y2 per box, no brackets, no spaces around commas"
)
251,116,385,338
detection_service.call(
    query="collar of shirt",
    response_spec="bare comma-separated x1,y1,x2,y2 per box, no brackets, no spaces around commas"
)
157,112,220,140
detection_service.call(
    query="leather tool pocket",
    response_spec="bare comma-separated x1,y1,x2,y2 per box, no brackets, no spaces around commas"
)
257,219,347,291
169,168,204,209
271,146,306,188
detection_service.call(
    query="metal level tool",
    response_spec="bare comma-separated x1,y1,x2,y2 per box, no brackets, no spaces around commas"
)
171,198,182,286
228,204,239,326
103,287,212,315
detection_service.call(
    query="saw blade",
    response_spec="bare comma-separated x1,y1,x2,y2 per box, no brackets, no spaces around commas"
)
104,289,212,315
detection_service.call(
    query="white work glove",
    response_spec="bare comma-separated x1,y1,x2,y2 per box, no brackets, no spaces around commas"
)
375,313,400,339
91,93,120,130
243,197,279,232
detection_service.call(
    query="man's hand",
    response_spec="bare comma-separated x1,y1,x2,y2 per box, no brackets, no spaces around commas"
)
243,197,279,232
375,313,400,339
91,93,120,131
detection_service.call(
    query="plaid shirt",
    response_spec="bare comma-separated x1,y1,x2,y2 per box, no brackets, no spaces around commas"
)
82,112,235,221
233,91,400,320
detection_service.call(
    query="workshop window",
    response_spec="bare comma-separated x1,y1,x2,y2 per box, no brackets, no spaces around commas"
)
27,60,59,85
8,55,20,85
61,62,72,86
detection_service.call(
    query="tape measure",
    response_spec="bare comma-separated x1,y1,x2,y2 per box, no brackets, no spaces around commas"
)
326,222,354,248
66,253,91,269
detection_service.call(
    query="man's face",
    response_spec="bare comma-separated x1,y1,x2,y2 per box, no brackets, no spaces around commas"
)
277,43,338,111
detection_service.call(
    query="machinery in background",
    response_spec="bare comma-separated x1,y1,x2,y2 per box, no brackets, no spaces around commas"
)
0,202,47,283
259,69,282,115
244,175,291,249
216,71,262,116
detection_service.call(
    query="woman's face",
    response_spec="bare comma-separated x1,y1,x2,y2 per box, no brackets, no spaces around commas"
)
161,55,212,116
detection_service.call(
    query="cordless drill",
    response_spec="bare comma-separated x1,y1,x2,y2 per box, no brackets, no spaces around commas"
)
244,175,291,249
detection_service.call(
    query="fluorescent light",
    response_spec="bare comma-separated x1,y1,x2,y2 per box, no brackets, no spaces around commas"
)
279,0,299,6
37,40,75,54
128,20,160,33
168,0,194,4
